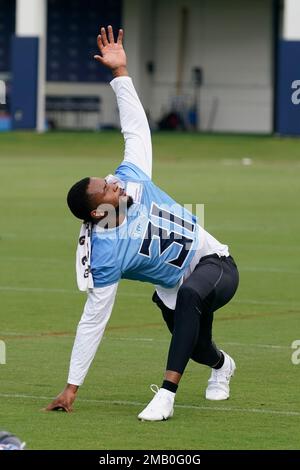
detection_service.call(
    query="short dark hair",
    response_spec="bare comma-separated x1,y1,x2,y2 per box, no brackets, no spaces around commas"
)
67,177,93,222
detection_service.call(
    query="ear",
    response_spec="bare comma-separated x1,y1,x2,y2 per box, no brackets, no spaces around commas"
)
90,209,106,220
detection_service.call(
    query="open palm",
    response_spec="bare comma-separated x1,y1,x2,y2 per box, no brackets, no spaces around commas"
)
94,25,126,70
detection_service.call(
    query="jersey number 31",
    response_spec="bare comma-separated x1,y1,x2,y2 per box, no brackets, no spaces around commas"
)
138,203,195,269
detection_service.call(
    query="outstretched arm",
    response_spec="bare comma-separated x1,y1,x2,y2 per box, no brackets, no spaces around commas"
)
45,284,118,412
94,26,152,178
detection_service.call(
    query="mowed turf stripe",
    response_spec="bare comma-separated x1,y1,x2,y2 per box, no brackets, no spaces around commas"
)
0,330,291,350
3,257,300,273
0,393,299,417
0,285,299,308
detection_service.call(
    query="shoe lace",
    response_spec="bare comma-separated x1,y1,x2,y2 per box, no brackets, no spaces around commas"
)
150,384,159,395
210,367,230,383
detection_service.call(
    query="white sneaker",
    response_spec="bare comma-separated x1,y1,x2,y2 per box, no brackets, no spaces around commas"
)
205,351,236,401
138,385,175,421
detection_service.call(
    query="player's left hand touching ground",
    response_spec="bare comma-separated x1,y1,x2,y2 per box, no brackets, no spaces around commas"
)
45,384,78,413
94,25,127,76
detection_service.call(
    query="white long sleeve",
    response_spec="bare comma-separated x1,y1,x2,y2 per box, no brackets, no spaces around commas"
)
68,283,118,386
68,78,151,386
110,76,152,178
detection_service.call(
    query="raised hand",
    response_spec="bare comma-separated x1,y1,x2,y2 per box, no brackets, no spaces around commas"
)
94,25,127,76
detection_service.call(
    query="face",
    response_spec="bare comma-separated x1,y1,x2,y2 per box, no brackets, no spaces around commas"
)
87,177,130,220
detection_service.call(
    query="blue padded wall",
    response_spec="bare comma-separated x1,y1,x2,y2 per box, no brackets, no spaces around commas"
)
11,37,39,129
276,40,300,136
0,0,15,73
47,0,122,82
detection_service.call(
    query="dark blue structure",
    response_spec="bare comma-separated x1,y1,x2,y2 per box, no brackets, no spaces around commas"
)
276,40,300,136
47,0,122,82
11,37,39,129
0,0,15,73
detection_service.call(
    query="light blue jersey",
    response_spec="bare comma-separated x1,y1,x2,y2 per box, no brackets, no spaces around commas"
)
91,162,200,289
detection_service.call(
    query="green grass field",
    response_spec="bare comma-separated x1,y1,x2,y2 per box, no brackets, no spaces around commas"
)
0,131,299,450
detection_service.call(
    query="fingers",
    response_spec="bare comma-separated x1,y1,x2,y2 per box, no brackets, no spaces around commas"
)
107,25,114,43
117,29,123,45
97,34,103,52
45,401,72,412
94,54,104,64
98,25,122,45
101,26,108,46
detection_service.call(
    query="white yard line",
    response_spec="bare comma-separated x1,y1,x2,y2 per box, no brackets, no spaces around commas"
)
0,392,299,417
